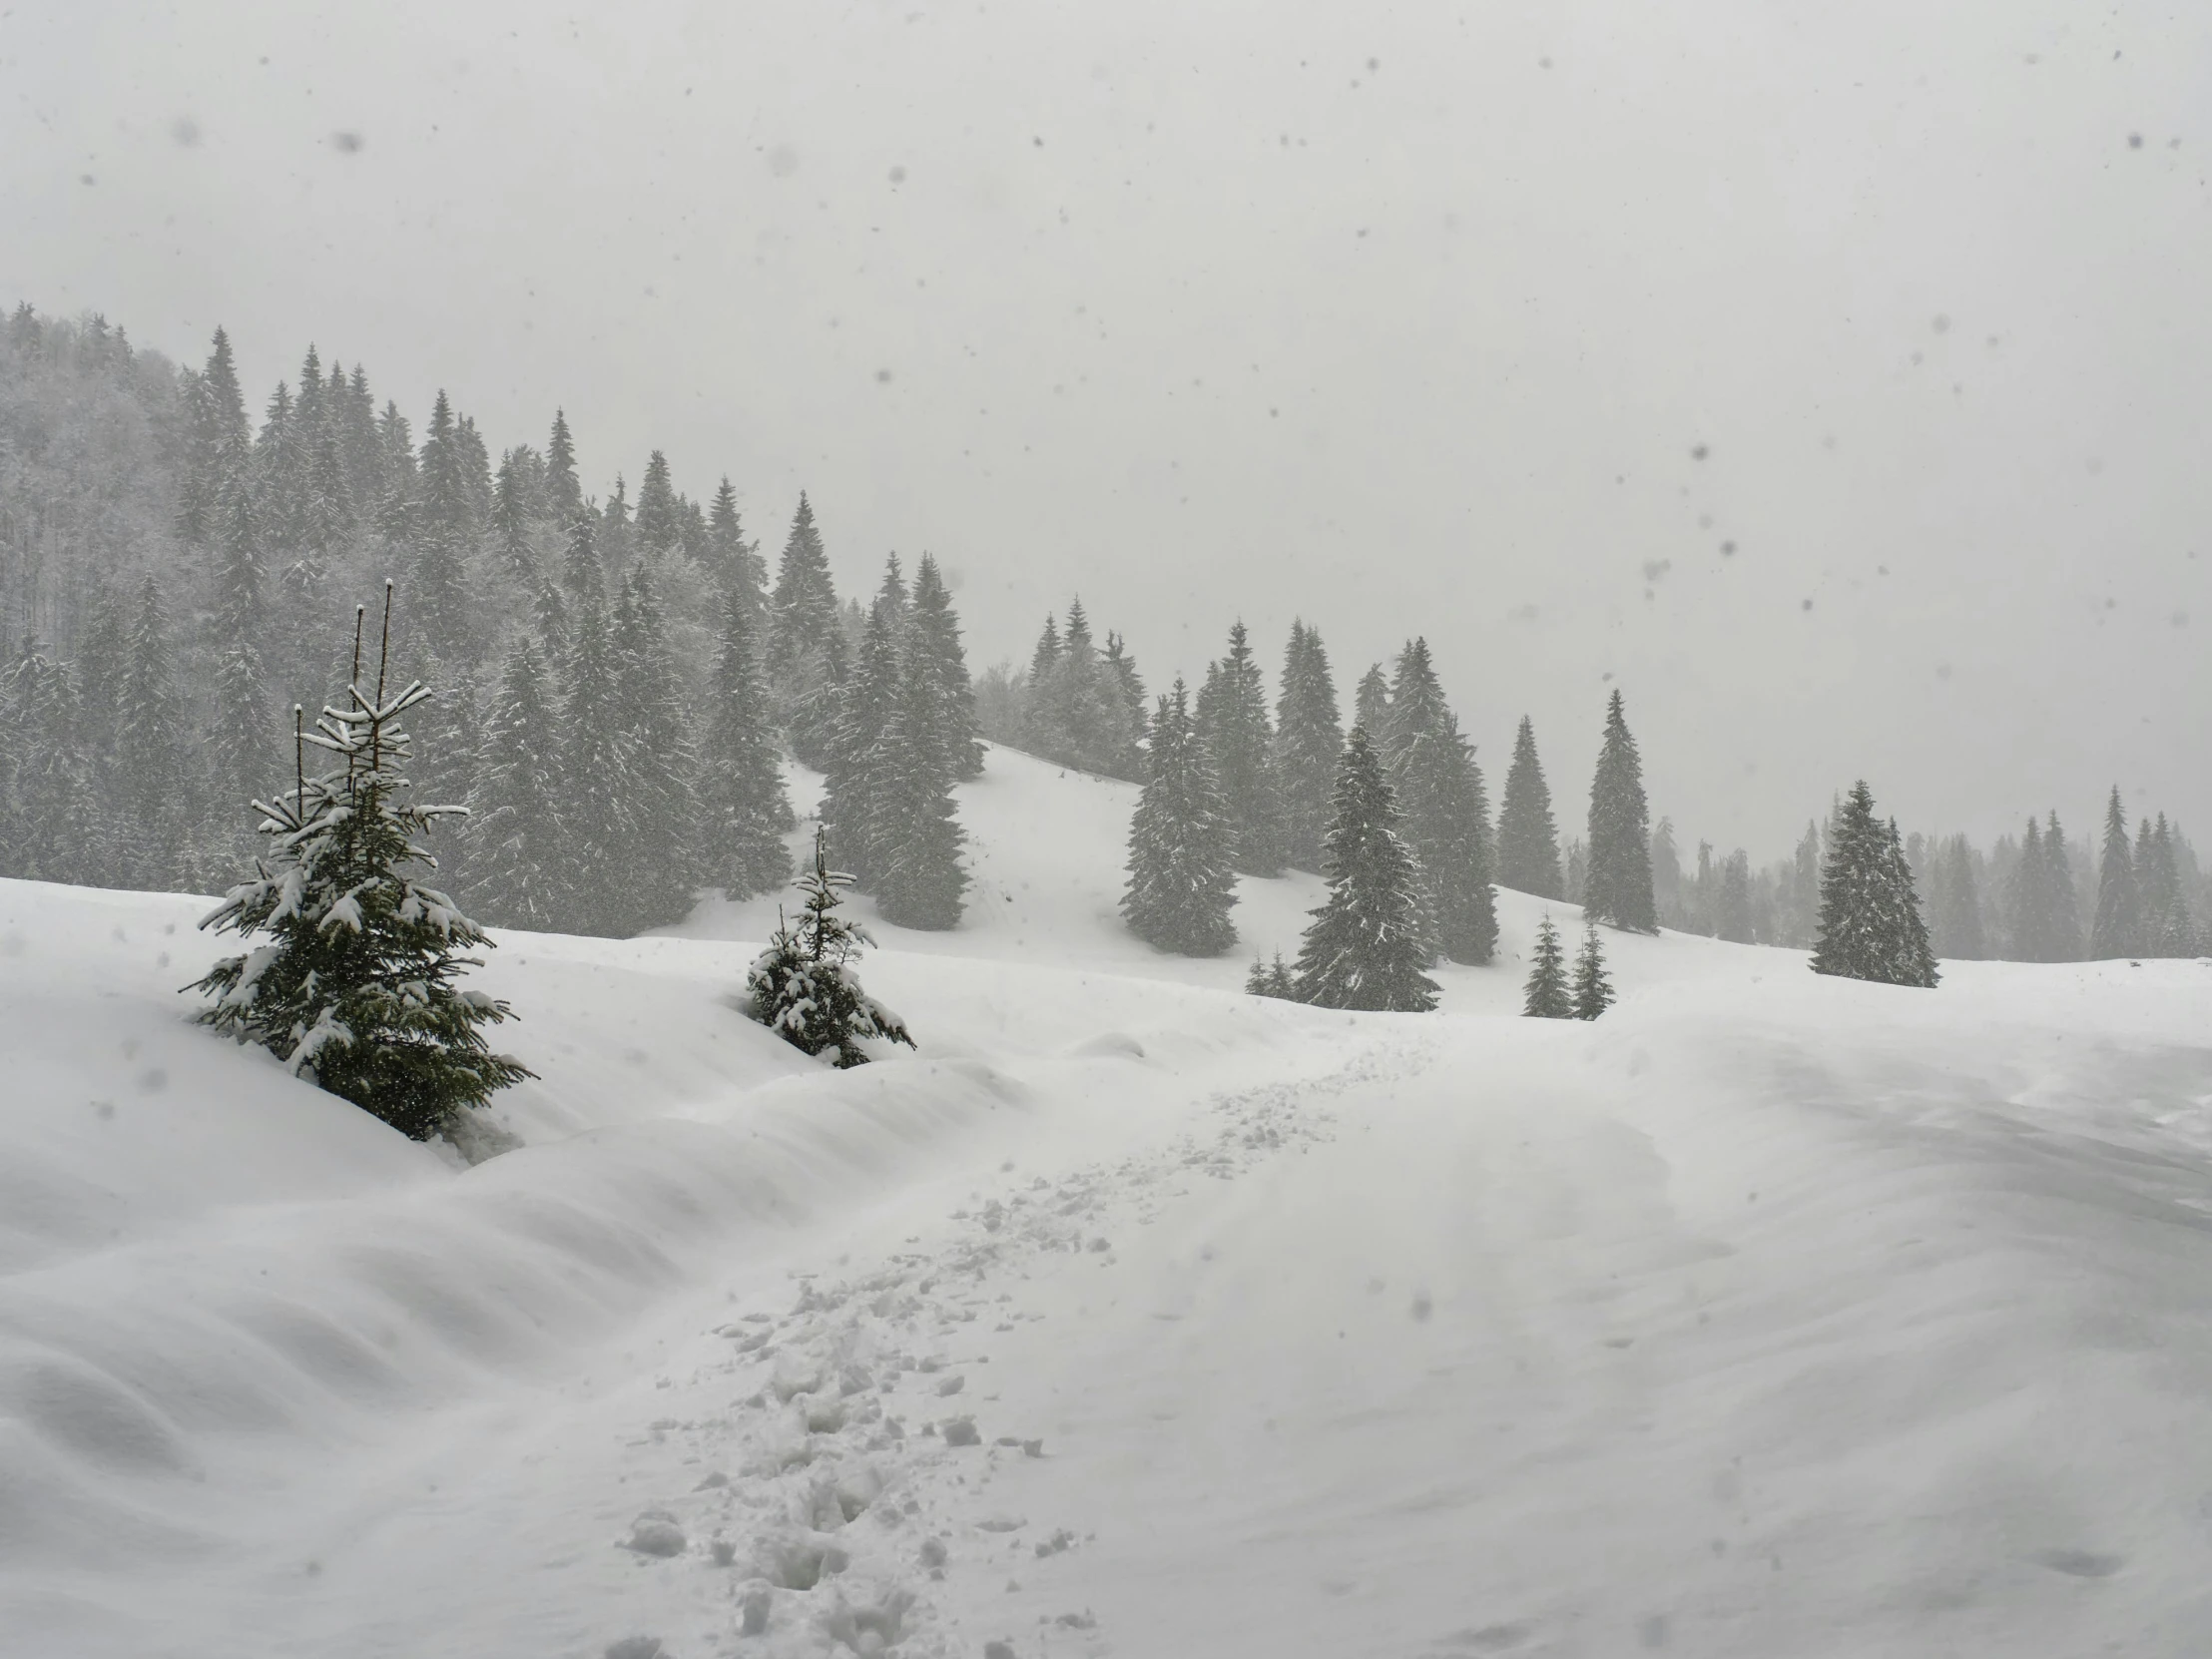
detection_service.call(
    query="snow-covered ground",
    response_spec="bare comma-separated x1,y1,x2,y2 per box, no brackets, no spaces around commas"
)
4,744,2211,1659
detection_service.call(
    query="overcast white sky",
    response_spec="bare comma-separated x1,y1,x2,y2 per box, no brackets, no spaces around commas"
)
4,0,2208,856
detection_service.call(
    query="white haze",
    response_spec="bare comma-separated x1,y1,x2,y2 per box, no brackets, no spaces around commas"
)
3,0,2207,853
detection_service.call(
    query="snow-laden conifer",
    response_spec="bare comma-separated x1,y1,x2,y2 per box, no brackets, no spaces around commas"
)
1571,920,1615,1019
1294,727,1437,1011
909,554,984,780
821,605,902,885
611,567,701,929
555,592,635,935
114,577,195,890
1495,716,1563,899
1195,621,1287,875
1522,914,1572,1018
1273,621,1343,873
1583,690,1656,932
747,830,915,1067
1245,954,1298,1000
2040,811,2082,961
1811,781,1937,986
190,589,534,1141
873,606,969,931
470,638,566,930
698,582,793,899
1121,678,1238,956
1382,639,1496,965
2091,787,2141,959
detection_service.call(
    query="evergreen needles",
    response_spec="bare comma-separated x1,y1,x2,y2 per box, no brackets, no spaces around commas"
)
189,587,534,1140
1809,781,1938,987
747,830,917,1067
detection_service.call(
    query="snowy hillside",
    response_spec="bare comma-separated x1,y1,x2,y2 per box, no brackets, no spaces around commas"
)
4,746,2211,1659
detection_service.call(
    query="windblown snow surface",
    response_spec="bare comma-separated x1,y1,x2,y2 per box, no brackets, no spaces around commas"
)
4,743,2211,1659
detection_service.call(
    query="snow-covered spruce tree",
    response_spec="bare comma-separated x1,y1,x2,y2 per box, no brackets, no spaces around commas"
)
769,494,846,764
1583,690,1656,932
1715,850,1755,943
1929,834,1985,960
1522,914,1572,1018
2040,811,2083,961
698,581,793,899
747,830,915,1068
1245,953,1298,1000
1121,678,1238,956
909,553,984,780
1382,638,1497,965
114,577,197,890
554,592,635,935
2091,786,2141,959
873,605,969,931
1273,620,1343,873
821,603,902,886
1495,715,1563,899
205,452,273,840
2005,817,2052,960
469,637,566,931
1195,621,1287,876
1294,727,1438,1012
1353,663,1391,749
0,646,98,884
190,593,534,1141
2138,816,2195,955
611,567,701,930
1810,781,1937,987
1571,919,1615,1019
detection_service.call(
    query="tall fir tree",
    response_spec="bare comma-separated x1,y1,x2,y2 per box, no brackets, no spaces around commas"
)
1522,915,1572,1018
203,467,272,846
1272,620,1342,872
1715,851,1756,943
2091,786,2142,958
909,553,984,780
545,409,583,524
492,449,539,584
0,647,98,884
114,578,195,889
1194,621,1287,875
1120,679,1238,956
820,603,902,885
1495,716,1564,899
411,390,476,665
1571,920,1615,1019
1293,727,1438,1011
1583,690,1656,932
708,476,765,607
1811,782,1938,986
873,625,969,930
469,637,566,931
697,582,793,899
2041,811,2083,961
1382,638,1496,964
768,493,843,756
634,449,680,554
1354,663,1391,744
555,593,634,936
191,601,533,1141
610,568,702,930
2007,817,2054,960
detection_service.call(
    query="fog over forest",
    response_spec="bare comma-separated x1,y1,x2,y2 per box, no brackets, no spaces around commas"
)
6,0,2207,855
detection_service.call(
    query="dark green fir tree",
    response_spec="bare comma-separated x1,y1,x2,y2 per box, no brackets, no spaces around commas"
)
1272,620,1343,873
1382,638,1496,964
698,582,793,899
469,637,565,931
1810,781,1938,986
909,554,984,779
1194,621,1287,875
1121,679,1238,956
820,604,902,885
1583,690,1656,932
611,567,701,930
1495,715,1563,899
555,593,634,936
1293,727,1438,1011
2091,786,2141,958
1522,915,1572,1017
190,591,534,1141
747,830,916,1068
873,628,969,931
1571,919,1615,1018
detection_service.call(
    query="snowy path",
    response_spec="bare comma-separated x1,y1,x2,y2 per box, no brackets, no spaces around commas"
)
149,979,2212,1659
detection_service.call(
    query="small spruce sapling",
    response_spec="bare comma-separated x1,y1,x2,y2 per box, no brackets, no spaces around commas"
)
1522,915,1573,1018
189,586,535,1142
1244,953,1299,1000
1571,919,1615,1019
747,830,916,1068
